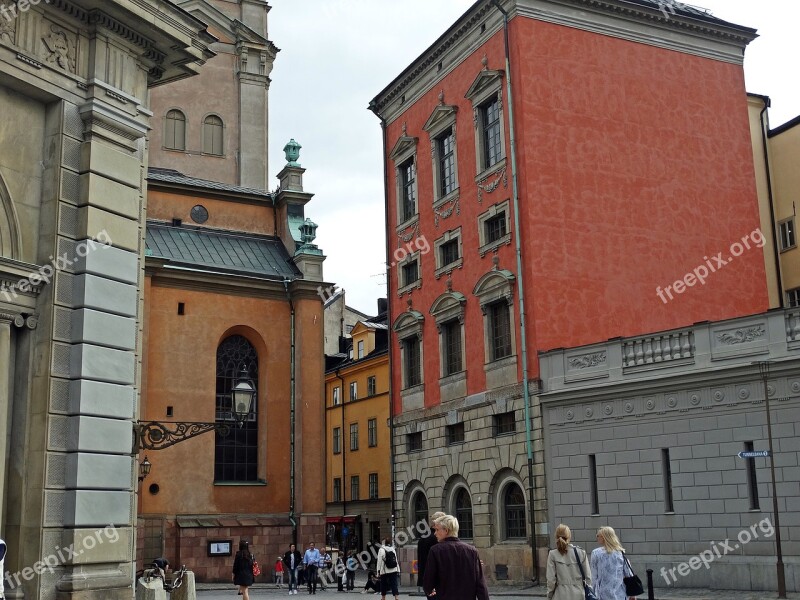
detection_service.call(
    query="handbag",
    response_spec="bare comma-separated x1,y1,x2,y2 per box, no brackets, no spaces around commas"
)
622,552,644,596
252,559,261,577
572,546,598,600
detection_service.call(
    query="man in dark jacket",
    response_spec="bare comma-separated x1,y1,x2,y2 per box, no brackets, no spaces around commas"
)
283,543,303,595
416,511,445,596
423,515,489,600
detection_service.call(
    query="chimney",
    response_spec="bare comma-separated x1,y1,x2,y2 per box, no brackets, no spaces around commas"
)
377,298,388,315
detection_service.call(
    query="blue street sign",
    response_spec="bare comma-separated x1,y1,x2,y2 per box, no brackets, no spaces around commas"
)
342,526,349,536
738,450,770,458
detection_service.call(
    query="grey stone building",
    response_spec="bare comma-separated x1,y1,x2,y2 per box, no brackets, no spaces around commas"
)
539,309,800,592
0,1,212,599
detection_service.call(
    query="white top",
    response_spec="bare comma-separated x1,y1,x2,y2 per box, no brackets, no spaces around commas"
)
376,545,400,575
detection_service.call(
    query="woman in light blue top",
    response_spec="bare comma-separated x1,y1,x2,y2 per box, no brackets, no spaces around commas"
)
590,526,635,600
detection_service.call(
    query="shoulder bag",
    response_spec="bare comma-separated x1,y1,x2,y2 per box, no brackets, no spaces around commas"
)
252,557,261,577
622,552,643,596
572,546,598,600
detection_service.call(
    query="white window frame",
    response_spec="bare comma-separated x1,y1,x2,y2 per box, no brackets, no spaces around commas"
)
478,200,511,256
397,251,422,295
349,381,358,401
357,340,365,359
434,227,463,278
390,133,419,230
430,291,466,381
787,287,800,307
779,218,796,251
332,386,340,406
465,68,506,179
423,102,459,207
393,311,425,393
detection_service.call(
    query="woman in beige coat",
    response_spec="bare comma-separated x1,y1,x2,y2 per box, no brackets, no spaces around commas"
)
546,523,592,600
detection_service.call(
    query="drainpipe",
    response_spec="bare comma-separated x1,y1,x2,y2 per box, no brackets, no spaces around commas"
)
759,100,785,307
491,0,539,584
284,278,297,547
375,113,397,550
335,368,347,545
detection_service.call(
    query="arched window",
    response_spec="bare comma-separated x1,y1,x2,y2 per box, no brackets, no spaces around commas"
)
164,109,186,151
203,115,224,155
412,491,428,527
503,483,526,539
215,335,258,481
454,488,473,539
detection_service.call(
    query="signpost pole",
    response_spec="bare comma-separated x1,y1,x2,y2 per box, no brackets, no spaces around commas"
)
756,361,786,599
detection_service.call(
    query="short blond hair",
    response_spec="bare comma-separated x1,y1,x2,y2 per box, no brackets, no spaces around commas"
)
434,514,459,537
430,511,446,524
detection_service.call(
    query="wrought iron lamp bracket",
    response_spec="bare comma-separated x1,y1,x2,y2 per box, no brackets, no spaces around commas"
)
134,421,232,452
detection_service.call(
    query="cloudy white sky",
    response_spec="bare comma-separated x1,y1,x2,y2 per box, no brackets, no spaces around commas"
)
267,1,800,316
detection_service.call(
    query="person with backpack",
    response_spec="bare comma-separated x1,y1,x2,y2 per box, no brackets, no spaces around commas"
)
376,537,400,600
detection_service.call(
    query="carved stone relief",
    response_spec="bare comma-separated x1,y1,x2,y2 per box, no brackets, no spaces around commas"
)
42,24,76,73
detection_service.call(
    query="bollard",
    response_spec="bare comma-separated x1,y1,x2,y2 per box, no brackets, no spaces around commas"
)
646,568,655,600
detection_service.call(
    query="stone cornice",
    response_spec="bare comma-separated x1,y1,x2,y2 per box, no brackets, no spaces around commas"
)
146,261,324,303
369,0,757,123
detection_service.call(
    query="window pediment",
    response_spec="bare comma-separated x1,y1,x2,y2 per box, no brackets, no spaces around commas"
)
389,135,418,162
423,104,458,134
430,291,466,326
465,69,503,103
393,309,424,337
473,269,515,308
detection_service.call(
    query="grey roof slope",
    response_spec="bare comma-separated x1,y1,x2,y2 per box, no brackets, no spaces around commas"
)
146,221,300,280
148,167,273,199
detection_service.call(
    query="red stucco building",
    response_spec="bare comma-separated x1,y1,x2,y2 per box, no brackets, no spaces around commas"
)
370,0,768,583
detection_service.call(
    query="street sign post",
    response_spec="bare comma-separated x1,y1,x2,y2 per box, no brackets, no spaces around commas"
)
738,450,771,459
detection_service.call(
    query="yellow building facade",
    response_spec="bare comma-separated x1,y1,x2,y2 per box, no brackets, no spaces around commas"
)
325,316,391,553
749,95,800,306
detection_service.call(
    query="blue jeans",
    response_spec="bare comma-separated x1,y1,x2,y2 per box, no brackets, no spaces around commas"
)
288,567,299,591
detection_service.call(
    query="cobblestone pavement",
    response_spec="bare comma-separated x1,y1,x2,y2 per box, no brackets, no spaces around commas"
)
194,581,800,600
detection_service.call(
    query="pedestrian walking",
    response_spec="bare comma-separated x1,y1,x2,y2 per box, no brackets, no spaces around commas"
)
546,523,591,600
283,543,303,595
275,556,285,588
590,526,636,600
303,541,321,595
417,511,445,597
422,515,489,600
346,551,358,590
232,540,255,600
376,537,400,600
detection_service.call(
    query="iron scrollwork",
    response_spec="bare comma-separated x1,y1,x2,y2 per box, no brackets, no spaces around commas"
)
135,421,232,451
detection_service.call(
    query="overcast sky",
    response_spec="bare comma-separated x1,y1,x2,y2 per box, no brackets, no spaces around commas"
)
267,1,800,316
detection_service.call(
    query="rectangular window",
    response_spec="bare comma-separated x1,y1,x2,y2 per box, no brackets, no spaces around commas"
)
350,476,360,501
481,97,502,170
332,386,340,406
367,376,377,397
369,473,379,500
489,301,512,360
446,422,465,445
407,432,422,452
357,340,365,359
662,448,674,512
333,478,341,503
349,382,358,401
403,337,422,388
493,411,516,436
439,238,460,267
745,441,760,510
368,418,378,447
401,259,419,288
436,128,456,197
779,218,796,251
788,288,800,308
400,159,416,222
485,212,507,244
350,423,359,450
442,320,462,376
332,427,341,455
589,454,599,515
